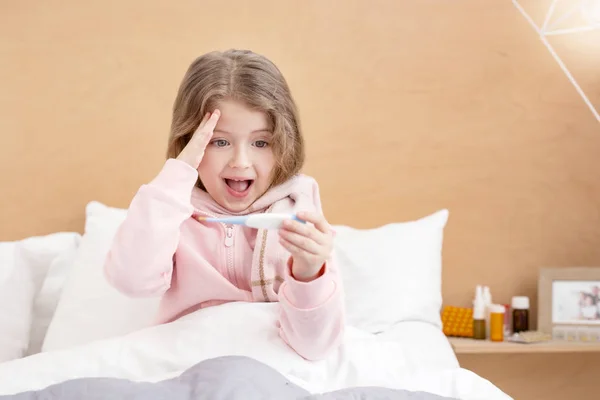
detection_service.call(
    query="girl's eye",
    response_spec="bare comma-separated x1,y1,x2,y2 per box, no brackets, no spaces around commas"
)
213,139,228,147
254,140,269,148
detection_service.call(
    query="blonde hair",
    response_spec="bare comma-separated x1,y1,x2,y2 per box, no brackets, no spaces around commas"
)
167,49,305,189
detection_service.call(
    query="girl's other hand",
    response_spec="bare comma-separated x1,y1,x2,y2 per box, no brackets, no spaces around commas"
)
176,110,221,168
279,211,333,282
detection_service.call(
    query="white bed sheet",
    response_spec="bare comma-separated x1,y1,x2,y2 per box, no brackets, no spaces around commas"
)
0,302,511,399
375,320,460,371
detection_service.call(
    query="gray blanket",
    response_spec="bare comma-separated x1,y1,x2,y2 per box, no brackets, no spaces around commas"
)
1,356,458,399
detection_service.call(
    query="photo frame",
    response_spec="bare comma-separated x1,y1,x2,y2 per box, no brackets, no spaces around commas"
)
538,267,600,342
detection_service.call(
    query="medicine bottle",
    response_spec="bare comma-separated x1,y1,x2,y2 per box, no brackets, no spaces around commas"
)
489,304,506,342
473,304,486,340
511,296,530,333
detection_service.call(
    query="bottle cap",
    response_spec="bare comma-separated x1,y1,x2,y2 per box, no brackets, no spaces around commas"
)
511,296,529,309
483,286,492,304
475,285,483,301
473,304,485,319
490,304,505,314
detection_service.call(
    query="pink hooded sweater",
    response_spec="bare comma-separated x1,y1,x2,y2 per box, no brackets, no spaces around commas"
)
104,158,345,360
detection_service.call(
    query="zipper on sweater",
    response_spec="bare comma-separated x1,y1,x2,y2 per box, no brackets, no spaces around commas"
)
193,209,238,287
224,224,238,287
225,224,234,247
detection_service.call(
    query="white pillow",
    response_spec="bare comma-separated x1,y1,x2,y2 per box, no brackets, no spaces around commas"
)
15,233,82,297
0,241,33,362
0,232,81,361
27,244,80,355
42,202,161,352
334,209,449,334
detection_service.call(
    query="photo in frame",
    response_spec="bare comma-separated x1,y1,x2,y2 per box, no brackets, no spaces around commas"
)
538,267,600,342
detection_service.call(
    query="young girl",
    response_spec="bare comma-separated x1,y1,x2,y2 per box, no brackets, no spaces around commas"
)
104,49,345,361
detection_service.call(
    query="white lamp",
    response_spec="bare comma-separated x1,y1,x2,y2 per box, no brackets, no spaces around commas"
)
513,0,600,123
581,0,600,24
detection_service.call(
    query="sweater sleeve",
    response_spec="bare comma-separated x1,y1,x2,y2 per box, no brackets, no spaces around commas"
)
277,180,345,361
103,158,198,297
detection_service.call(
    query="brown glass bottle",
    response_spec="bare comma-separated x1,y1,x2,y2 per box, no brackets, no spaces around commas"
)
473,318,486,340
473,304,486,340
512,308,529,333
511,296,530,333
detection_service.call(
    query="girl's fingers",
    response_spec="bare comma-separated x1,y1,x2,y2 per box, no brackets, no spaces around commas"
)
279,229,321,255
281,218,327,246
279,236,305,258
197,112,211,130
176,110,221,168
190,110,220,147
296,211,331,234
202,109,221,132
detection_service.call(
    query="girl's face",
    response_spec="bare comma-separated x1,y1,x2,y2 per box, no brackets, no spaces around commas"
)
197,99,276,213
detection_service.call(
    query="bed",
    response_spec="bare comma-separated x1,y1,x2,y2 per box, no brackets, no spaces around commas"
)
0,201,512,399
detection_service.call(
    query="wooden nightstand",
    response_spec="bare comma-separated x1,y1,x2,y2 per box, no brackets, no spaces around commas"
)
448,337,600,354
449,337,600,400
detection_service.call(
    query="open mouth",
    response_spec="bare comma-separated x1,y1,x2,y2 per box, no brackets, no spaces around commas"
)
224,178,254,195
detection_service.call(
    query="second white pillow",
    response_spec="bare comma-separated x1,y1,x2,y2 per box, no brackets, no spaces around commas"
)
334,209,449,334
42,202,161,352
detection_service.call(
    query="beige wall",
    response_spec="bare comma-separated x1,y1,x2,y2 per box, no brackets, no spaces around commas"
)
2,1,599,398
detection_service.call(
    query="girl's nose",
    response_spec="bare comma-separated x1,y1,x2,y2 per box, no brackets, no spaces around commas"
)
229,148,251,169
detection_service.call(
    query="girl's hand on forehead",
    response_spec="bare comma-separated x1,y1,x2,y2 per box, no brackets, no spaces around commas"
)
278,211,334,282
177,110,221,168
